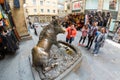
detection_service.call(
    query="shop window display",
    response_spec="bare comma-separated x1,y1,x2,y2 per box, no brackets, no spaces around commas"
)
113,26,120,43
62,13,85,30
0,2,20,59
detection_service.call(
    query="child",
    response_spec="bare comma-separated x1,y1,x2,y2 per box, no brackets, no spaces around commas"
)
78,25,88,46
93,27,106,56
66,23,77,44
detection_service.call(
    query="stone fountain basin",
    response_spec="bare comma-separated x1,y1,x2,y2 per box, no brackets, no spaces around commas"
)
29,41,82,80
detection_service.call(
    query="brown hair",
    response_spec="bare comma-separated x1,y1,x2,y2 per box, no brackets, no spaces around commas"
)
101,27,107,33
83,25,88,30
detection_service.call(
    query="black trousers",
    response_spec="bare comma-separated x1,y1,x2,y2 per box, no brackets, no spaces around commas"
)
79,36,86,44
34,28,38,36
66,37,74,44
0,48,6,59
86,35,94,49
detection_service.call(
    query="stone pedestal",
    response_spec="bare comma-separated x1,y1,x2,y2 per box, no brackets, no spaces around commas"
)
30,41,82,80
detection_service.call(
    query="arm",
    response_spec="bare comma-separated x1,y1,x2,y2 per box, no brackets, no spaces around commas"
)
86,22,91,29
66,27,69,32
99,35,105,47
93,28,97,37
88,24,91,29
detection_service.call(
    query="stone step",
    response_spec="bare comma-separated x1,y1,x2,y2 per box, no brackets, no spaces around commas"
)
20,34,32,41
62,72,80,80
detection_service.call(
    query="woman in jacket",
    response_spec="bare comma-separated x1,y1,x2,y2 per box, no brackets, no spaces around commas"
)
93,27,106,56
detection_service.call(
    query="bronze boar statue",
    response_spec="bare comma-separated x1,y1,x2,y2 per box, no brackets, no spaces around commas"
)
32,17,66,70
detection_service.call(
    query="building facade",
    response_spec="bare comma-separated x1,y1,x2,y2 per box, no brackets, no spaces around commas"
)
58,0,66,17
25,0,120,33
25,0,58,23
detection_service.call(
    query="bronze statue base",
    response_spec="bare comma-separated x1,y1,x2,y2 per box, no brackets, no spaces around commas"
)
29,41,82,80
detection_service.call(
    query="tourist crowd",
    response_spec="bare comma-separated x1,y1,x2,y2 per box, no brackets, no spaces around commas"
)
65,11,110,56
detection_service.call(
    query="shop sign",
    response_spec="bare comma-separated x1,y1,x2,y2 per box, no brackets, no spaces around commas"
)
109,0,117,10
72,1,82,11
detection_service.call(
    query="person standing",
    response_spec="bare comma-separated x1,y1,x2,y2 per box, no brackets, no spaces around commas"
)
27,21,32,33
78,25,88,46
86,21,98,50
33,23,38,36
93,27,106,56
66,23,77,44
29,21,32,28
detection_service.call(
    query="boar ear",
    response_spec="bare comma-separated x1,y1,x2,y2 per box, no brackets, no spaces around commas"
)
51,16,64,26
59,17,65,25
52,18,58,26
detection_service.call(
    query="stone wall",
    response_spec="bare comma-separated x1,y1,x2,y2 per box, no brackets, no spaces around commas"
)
9,0,29,37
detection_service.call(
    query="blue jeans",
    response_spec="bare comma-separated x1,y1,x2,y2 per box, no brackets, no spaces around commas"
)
66,37,74,44
93,42,101,54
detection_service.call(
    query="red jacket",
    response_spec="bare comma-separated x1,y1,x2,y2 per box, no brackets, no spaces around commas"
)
66,27,77,39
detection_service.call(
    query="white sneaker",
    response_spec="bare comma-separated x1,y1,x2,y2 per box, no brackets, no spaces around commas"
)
94,54,98,56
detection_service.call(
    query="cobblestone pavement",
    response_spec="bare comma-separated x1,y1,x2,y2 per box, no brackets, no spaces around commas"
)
0,25,120,80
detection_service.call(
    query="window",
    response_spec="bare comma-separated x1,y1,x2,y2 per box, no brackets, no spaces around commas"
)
33,0,36,5
47,9,50,13
40,1,43,5
53,10,55,13
46,1,50,5
52,2,56,6
53,2,56,4
47,1,50,3
34,9,37,12
41,9,44,12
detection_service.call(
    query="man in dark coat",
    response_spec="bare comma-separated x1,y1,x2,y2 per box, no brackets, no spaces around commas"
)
86,21,98,50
